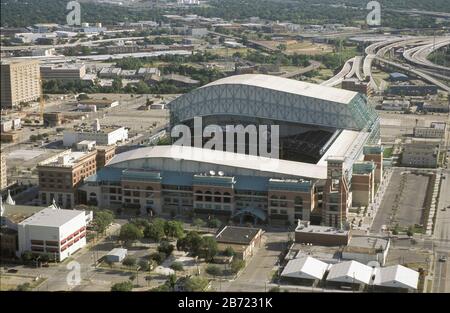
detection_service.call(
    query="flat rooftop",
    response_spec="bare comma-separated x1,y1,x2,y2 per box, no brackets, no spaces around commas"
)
1,204,46,224
18,207,84,227
70,125,125,134
295,222,350,236
344,236,389,254
215,226,261,245
430,122,446,130
38,150,93,167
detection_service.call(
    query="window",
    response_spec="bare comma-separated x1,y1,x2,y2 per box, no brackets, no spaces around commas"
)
214,192,222,202
205,191,212,202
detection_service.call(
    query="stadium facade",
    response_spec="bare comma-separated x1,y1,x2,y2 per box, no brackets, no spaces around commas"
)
81,74,383,228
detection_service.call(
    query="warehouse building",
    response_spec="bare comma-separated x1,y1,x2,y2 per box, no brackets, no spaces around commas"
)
281,256,330,286
372,265,419,292
325,260,373,290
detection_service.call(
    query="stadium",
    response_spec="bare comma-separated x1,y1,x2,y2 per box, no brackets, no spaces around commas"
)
82,74,383,228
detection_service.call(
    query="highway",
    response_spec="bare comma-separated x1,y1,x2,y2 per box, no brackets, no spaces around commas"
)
0,36,148,52
320,57,354,87
281,60,321,78
375,55,450,93
403,38,450,76
361,36,450,93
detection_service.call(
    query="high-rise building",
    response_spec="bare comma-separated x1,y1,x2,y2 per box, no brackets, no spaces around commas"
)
0,153,7,190
1,60,41,109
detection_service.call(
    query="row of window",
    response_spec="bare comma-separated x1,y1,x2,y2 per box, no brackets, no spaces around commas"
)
61,226,86,244
196,203,232,210
61,232,85,251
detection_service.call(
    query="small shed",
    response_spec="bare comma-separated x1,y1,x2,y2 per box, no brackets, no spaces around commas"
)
105,248,127,263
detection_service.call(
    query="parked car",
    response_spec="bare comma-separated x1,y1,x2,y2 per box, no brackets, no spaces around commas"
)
439,256,447,262
7,269,18,273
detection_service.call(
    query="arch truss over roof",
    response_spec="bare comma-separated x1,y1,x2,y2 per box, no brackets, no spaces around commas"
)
169,74,379,131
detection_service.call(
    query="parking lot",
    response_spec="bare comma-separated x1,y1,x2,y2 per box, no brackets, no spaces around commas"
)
371,168,431,232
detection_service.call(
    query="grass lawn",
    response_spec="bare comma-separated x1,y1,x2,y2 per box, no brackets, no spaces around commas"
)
383,147,394,158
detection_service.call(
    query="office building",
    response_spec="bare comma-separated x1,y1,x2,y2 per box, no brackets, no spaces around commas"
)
1,153,7,191
37,149,98,208
17,207,92,261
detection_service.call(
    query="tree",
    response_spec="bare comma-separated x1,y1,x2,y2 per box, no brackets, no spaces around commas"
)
131,218,150,230
184,276,209,291
277,43,287,51
164,220,184,239
407,226,414,237
230,259,245,274
168,274,177,291
122,256,137,268
170,261,184,272
111,281,133,291
200,237,218,262
21,251,34,262
144,218,165,242
269,286,280,292
177,231,203,256
192,218,206,229
150,252,166,265
77,93,90,101
16,283,32,291
208,218,221,228
119,223,144,244
92,210,114,234
224,247,235,257
157,240,174,255
40,253,51,263
206,264,222,277
139,259,150,272
112,77,123,92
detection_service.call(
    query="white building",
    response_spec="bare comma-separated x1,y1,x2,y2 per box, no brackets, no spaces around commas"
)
17,207,91,261
1,117,21,133
326,260,373,285
106,248,128,263
281,256,330,281
63,121,128,147
372,265,419,291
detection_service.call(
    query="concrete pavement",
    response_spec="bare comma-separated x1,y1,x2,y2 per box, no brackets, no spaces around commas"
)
432,169,450,292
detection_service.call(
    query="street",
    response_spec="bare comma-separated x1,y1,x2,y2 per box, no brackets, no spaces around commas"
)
213,231,288,292
432,169,450,293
